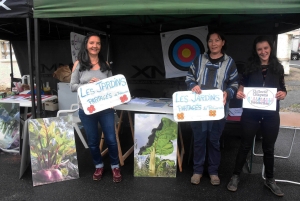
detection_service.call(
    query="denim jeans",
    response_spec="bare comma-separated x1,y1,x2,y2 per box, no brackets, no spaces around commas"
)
79,108,119,168
233,109,279,178
191,119,226,175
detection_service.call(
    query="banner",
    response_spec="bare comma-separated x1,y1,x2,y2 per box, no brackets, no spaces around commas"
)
243,87,277,111
172,90,224,122
70,32,85,63
160,26,208,78
78,74,131,115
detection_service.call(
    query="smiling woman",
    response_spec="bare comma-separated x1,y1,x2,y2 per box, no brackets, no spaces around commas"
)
69,33,122,183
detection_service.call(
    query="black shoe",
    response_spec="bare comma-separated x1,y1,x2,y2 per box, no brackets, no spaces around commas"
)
264,178,284,197
227,175,240,192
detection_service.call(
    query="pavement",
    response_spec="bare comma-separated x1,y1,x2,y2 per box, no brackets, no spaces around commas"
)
280,67,300,113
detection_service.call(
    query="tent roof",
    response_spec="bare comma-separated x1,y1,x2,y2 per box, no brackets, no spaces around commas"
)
31,0,300,39
1,1,300,41
33,0,300,18
0,0,32,40
0,0,32,18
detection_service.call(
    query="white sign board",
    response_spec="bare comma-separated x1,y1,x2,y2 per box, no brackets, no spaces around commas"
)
70,32,85,63
243,87,277,111
78,74,131,115
172,90,224,122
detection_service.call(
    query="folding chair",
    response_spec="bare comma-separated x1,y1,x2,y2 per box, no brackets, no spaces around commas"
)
252,112,300,185
56,104,89,149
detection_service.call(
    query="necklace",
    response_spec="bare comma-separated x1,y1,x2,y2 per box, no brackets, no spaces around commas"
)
91,59,99,66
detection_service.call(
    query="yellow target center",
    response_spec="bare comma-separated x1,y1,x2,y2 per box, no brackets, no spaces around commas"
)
182,49,191,58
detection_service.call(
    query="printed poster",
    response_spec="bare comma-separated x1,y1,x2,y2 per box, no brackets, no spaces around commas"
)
78,74,131,115
243,87,277,111
134,114,177,177
70,32,85,63
172,90,224,122
160,26,208,78
28,116,79,186
0,103,20,151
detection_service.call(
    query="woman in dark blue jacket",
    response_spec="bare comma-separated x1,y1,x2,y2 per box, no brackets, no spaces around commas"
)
227,36,287,197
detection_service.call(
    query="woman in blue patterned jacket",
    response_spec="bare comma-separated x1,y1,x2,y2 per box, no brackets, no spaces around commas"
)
186,30,239,186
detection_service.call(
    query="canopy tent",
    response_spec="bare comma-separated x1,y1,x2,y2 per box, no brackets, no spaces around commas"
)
9,0,300,117
33,0,300,17
0,0,33,40
0,0,37,118
0,0,32,18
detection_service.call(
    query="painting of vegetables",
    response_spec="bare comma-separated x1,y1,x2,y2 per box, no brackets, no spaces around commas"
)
134,114,177,177
28,116,79,186
0,103,20,151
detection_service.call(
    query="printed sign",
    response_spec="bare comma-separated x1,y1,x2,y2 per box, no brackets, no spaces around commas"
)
243,87,277,111
172,90,224,122
78,74,131,115
70,32,85,63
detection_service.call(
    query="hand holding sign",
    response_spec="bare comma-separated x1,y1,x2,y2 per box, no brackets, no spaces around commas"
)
172,89,224,122
78,74,131,115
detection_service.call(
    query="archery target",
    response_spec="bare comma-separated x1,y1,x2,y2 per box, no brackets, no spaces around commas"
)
161,26,208,78
168,35,204,71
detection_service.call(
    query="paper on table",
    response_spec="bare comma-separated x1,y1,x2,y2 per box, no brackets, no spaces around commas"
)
146,102,166,108
229,108,243,116
128,98,152,105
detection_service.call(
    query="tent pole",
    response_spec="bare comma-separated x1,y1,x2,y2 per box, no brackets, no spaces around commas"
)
41,18,106,36
34,18,42,118
27,18,36,119
9,41,14,90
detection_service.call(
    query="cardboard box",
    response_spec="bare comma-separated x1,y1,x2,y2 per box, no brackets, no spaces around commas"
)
43,99,58,111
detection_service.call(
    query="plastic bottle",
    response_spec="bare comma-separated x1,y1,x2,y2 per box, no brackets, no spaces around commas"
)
43,82,51,95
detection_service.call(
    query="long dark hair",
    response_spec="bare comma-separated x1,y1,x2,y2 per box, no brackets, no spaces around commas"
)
245,35,283,75
206,29,227,54
77,32,110,72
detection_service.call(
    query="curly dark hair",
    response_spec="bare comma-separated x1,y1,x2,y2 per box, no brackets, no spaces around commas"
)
206,29,227,54
244,35,283,75
77,32,111,72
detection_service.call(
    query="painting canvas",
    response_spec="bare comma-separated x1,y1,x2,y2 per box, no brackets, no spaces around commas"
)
0,103,20,151
134,114,178,177
28,116,79,186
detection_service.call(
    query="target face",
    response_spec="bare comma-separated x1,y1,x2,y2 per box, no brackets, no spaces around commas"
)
168,34,205,71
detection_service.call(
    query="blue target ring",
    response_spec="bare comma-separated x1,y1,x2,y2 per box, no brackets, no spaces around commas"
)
168,34,205,71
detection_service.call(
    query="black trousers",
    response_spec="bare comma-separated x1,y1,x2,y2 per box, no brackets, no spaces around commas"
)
233,109,280,178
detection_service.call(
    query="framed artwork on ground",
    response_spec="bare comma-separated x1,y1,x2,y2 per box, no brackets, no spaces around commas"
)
0,102,20,152
134,113,178,177
28,116,79,186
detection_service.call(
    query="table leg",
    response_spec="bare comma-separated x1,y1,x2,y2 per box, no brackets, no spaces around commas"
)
177,123,185,172
99,110,134,166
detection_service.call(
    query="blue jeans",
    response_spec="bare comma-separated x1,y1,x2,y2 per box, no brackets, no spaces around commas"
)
79,108,119,168
191,119,226,175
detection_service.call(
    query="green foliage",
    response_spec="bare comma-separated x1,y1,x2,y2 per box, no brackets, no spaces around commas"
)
29,117,75,170
134,156,176,177
136,117,178,176
140,117,177,156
